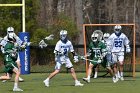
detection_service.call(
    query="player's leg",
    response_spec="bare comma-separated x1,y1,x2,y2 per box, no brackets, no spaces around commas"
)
105,54,117,83
0,73,11,80
0,67,12,80
83,63,94,83
12,67,23,91
118,54,124,80
16,54,24,82
112,53,119,81
93,65,99,78
43,62,61,87
66,59,83,86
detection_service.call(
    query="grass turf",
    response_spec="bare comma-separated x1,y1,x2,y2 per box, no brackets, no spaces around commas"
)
0,72,140,93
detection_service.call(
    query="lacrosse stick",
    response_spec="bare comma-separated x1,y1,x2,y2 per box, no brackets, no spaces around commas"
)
38,34,54,48
78,53,103,64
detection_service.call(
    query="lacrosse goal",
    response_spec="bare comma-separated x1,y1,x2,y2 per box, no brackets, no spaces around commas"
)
83,24,136,77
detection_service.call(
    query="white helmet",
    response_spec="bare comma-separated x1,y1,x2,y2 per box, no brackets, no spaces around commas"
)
7,27,16,42
114,25,121,35
103,33,110,41
91,32,99,42
7,27,14,34
60,30,67,42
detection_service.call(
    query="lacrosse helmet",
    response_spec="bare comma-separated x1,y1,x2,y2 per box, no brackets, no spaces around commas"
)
60,30,68,43
7,27,14,34
7,27,16,42
114,25,122,36
91,32,99,42
103,33,110,41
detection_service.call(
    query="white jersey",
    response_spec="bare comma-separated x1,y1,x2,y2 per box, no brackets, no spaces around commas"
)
0,34,23,53
3,34,23,46
108,33,130,53
54,40,74,69
54,40,74,57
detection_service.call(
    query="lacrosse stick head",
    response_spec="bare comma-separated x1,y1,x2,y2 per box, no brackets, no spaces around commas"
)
39,40,48,48
45,34,54,40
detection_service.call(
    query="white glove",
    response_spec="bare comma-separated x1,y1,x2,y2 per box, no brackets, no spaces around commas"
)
74,56,79,63
126,48,130,53
27,42,32,46
21,44,26,49
97,59,102,63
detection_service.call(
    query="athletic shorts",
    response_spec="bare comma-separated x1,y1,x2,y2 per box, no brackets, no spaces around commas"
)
112,52,124,64
55,56,73,70
4,62,18,74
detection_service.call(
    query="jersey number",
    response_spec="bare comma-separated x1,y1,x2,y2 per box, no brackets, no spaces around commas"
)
63,49,67,55
114,40,122,47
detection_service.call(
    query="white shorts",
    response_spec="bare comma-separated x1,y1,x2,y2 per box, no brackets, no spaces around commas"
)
112,52,124,64
55,56,73,70
105,53,117,67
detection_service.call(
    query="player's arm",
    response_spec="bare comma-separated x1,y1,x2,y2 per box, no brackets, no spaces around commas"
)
53,41,64,56
102,42,107,56
124,35,131,53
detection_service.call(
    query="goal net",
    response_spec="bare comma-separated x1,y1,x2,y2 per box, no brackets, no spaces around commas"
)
83,24,136,77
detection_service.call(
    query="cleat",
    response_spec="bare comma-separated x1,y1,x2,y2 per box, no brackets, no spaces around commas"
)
2,80,7,83
19,77,24,82
120,77,124,81
83,78,90,83
75,81,84,86
113,77,119,83
94,75,97,79
13,87,23,91
43,80,49,87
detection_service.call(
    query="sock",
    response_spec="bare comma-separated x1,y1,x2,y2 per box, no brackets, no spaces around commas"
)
14,83,18,88
117,71,120,78
120,72,123,77
115,74,118,78
75,80,79,83
46,78,49,81
87,75,90,79
94,71,98,77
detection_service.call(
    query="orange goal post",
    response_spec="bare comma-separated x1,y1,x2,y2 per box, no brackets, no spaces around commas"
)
83,23,136,77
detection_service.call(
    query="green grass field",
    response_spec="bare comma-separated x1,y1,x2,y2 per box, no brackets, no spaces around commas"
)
0,72,140,93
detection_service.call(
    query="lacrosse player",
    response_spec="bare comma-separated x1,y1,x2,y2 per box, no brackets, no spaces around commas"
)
91,33,110,79
0,27,29,82
0,34,23,91
43,30,84,87
102,33,120,83
83,31,106,83
108,25,131,81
